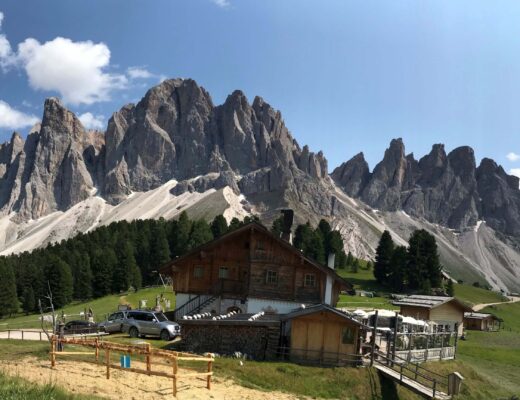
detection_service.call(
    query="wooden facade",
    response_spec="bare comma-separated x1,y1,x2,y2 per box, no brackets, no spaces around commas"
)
283,305,362,366
161,223,350,308
395,296,472,336
464,312,501,331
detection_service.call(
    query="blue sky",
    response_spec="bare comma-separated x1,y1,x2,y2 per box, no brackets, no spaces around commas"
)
1,0,520,175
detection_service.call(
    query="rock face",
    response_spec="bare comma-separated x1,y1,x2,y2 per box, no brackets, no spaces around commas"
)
0,79,332,221
0,98,95,219
332,139,520,235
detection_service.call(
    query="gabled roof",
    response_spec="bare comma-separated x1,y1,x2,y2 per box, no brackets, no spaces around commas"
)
281,303,363,326
464,312,502,321
159,221,352,289
393,295,472,312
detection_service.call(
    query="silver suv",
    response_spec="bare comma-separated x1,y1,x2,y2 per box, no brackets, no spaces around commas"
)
99,311,128,333
122,310,181,341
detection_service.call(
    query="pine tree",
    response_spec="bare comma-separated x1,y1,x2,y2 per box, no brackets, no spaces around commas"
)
22,286,35,314
92,248,115,298
172,211,192,256
446,279,454,296
336,251,347,269
150,223,171,278
346,251,354,267
407,230,428,290
0,259,18,318
270,216,285,238
309,229,326,264
45,255,73,309
374,230,394,284
351,259,359,273
293,222,313,253
211,215,229,238
388,245,407,292
113,242,132,293
74,253,93,300
228,217,242,232
188,219,214,250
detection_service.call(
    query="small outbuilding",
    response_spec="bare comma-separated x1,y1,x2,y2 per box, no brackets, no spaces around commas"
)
464,312,502,331
281,304,363,366
393,295,472,336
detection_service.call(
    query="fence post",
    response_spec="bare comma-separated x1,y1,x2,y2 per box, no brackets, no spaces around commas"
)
424,333,429,362
173,356,178,396
146,343,151,375
21,330,24,340
440,332,445,360
392,312,399,366
370,311,379,367
453,324,459,360
95,338,99,363
106,349,110,379
207,360,212,390
8,330,10,340
51,336,56,368
433,379,437,398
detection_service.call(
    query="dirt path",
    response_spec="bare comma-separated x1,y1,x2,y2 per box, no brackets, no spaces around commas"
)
472,296,520,311
0,357,299,400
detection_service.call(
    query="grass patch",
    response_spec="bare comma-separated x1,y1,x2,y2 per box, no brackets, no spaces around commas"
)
0,287,175,330
453,284,507,306
0,372,102,400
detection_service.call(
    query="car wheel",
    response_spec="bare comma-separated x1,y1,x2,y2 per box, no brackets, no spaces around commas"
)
160,329,171,341
129,327,139,338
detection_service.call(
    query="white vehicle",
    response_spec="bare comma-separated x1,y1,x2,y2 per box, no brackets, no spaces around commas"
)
98,311,128,334
122,310,181,341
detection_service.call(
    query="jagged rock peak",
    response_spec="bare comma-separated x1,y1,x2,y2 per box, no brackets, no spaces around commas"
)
331,152,370,197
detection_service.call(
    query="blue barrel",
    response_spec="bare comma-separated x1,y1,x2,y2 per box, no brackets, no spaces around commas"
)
120,355,131,368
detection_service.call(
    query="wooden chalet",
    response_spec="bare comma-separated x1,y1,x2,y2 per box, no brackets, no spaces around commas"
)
281,304,362,366
160,222,352,320
464,312,502,331
393,295,472,336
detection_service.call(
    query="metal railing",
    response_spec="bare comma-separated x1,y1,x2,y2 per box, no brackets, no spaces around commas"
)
374,350,449,397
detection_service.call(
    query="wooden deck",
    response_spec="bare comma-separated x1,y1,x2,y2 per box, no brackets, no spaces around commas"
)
375,364,451,400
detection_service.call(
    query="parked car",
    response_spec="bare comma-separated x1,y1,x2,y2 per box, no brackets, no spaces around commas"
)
122,310,181,341
63,320,103,335
98,311,128,334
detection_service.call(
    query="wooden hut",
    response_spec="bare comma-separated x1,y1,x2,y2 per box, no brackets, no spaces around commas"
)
281,304,362,366
393,295,472,336
464,312,502,331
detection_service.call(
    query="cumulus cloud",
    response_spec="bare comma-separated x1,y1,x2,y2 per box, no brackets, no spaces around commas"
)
510,168,520,178
506,152,520,162
15,37,127,105
127,66,153,79
211,0,230,7
0,12,127,105
0,100,39,129
78,112,105,130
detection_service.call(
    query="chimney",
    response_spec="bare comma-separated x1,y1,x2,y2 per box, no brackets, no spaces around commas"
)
327,253,336,269
280,209,294,243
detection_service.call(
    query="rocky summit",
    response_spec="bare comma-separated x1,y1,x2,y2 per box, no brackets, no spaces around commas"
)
0,78,519,292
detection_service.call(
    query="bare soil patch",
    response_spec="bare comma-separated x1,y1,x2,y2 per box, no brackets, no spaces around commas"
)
0,356,299,400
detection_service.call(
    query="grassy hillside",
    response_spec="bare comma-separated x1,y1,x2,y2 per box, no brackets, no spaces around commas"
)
453,284,508,306
0,287,175,330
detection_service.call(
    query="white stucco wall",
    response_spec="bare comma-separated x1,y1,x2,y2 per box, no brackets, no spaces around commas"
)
246,298,304,314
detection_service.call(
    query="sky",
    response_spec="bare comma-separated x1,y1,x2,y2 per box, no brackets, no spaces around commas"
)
1,0,520,176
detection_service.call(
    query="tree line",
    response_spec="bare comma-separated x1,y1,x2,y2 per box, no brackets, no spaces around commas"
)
373,229,443,293
271,217,367,271
0,213,259,318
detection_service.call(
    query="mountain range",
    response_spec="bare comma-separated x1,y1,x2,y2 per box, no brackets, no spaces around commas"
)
1,78,519,292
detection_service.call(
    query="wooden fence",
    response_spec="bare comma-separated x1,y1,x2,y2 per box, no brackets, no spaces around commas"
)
50,336,214,397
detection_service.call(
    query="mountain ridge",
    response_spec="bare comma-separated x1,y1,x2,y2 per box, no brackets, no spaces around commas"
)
1,77,519,292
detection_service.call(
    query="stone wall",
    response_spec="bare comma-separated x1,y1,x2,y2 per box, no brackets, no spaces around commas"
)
179,322,281,361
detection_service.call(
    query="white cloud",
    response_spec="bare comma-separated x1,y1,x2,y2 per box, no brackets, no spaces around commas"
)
78,112,105,130
211,0,230,7
0,100,39,129
127,66,153,79
15,37,127,105
506,152,520,162
0,12,15,69
510,168,520,179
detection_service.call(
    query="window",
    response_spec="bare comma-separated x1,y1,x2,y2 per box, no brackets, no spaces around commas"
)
342,327,355,344
219,266,229,279
304,273,316,287
193,266,204,279
266,270,278,284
